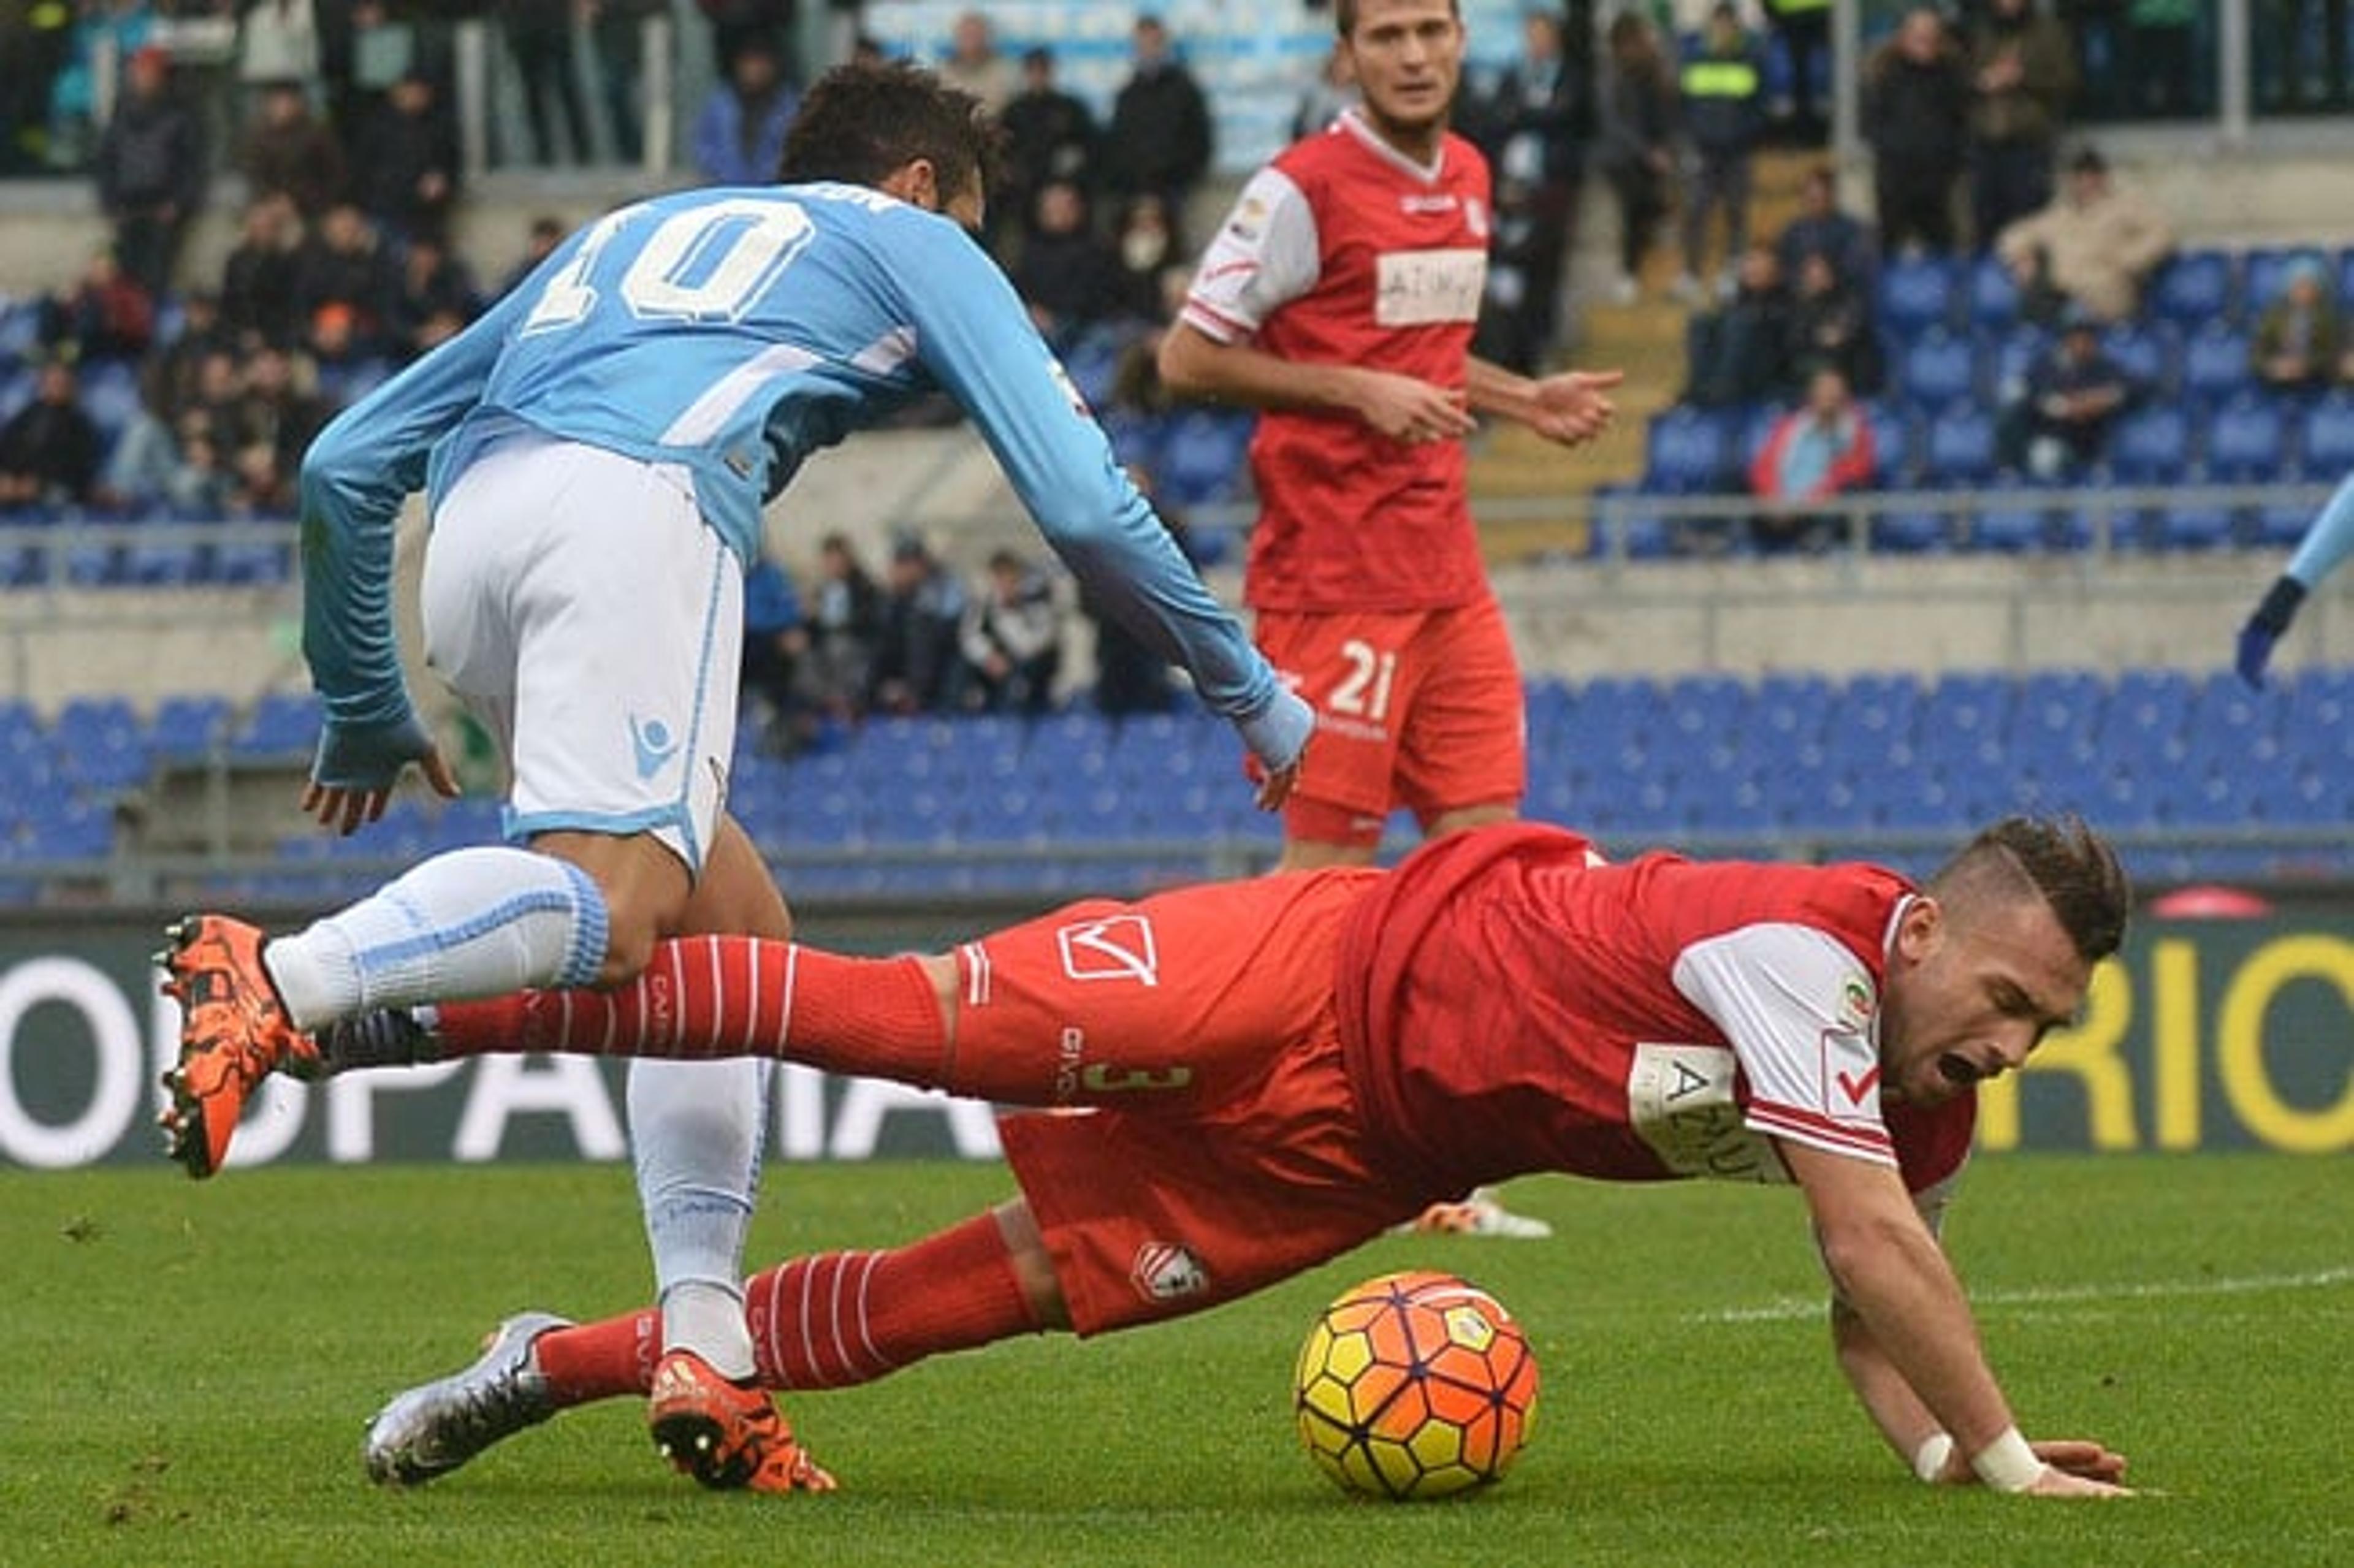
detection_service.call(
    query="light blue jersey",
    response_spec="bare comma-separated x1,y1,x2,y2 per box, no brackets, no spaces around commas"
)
2286,470,2354,592
299,181,1286,750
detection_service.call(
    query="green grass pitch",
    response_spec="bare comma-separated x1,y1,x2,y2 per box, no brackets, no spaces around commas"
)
6,1154,2350,1567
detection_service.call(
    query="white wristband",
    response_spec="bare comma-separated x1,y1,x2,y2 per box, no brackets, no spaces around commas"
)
1911,1432,1955,1483
1970,1426,2046,1493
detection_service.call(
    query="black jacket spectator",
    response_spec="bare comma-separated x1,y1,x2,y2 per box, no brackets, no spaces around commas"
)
220,194,307,351
870,536,969,716
351,73,461,245
294,204,402,359
1861,10,1971,254
1785,252,1882,395
1103,18,1213,229
999,47,1099,241
1686,246,1793,408
0,362,105,510
241,80,347,221
1014,181,1130,342
93,47,207,296
2001,313,2135,480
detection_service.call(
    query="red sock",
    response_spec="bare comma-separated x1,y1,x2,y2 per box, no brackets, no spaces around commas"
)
745,1212,1043,1391
530,1308,663,1408
433,938,948,1085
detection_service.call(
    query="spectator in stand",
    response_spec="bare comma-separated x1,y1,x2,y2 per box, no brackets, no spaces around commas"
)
798,531,883,734
1110,194,1181,324
1762,0,1832,145
2250,254,2348,394
698,0,796,78
1013,180,1128,346
937,9,1018,115
387,231,481,362
1675,4,1766,305
1290,38,1359,141
1089,467,1190,719
505,0,592,165
1967,0,2078,249
45,0,154,170
1686,244,1792,408
1786,249,1883,397
739,556,811,753
999,47,1099,254
1468,7,1586,375
97,394,234,515
692,36,800,187
218,343,327,512
1994,145,2172,325
870,532,969,717
0,360,105,511
1775,164,1875,291
1862,9,1971,257
93,44,207,298
585,0,666,165
1746,365,1876,555
958,547,1064,717
1103,15,1213,247
146,287,231,416
241,78,345,222
294,202,399,360
1597,9,1678,305
351,71,460,245
38,249,156,363
219,192,306,351
496,214,568,300
1999,308,2136,481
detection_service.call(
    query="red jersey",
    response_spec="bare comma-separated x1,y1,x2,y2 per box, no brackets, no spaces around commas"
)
1335,825,1976,1206
1181,110,1493,613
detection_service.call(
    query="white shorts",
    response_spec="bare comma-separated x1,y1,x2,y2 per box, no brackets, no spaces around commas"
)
421,431,742,876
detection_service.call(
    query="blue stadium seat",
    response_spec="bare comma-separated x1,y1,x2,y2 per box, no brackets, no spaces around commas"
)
1970,493,2055,552
77,358,144,444
0,362,34,422
1863,401,1918,485
2201,391,2288,481
1964,254,2021,330
1870,504,1947,553
1155,409,1254,508
2106,404,2194,483
1642,405,1734,492
1922,403,1999,484
2297,391,2354,476
1896,328,1979,406
1875,256,1959,340
2179,322,2254,404
2147,249,2235,327
2152,503,2238,551
2246,501,2314,548
2340,247,2354,313
2100,321,2180,395
233,691,322,755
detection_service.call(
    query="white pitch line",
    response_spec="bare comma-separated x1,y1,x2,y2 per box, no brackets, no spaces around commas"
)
1689,1265,2354,1325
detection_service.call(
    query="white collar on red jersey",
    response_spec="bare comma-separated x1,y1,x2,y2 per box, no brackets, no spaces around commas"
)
1336,107,1447,186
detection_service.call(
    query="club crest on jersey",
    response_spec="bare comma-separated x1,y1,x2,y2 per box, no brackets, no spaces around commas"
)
629,714,680,780
1838,975,1876,1033
1130,1241,1208,1303
1056,913,1159,986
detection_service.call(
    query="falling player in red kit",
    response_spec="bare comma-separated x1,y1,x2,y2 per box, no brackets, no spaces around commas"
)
1159,0,1620,875
298,816,2133,1499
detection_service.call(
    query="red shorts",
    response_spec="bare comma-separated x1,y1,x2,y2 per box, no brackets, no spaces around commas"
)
956,869,1430,1336
1254,595,1526,849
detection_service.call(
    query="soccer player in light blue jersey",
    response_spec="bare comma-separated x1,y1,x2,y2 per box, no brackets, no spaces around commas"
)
158,62,1312,1493
2238,470,2354,688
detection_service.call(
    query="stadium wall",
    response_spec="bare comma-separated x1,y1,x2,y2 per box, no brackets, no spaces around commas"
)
4,907,2349,1169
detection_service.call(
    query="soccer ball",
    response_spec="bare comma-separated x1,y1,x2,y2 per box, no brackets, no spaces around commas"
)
1293,1269,1539,1500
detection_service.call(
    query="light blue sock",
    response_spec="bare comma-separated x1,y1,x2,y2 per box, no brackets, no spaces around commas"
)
631,1057,771,1380
263,847,609,1030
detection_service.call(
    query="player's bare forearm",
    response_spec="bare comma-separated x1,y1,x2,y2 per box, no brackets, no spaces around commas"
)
1829,1295,1947,1468
1466,356,1623,447
1780,1142,2018,1456
1157,323,1469,443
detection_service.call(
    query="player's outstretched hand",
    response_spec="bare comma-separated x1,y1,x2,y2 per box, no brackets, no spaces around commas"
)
2032,1437,2129,1486
305,714,462,836
1526,369,1625,447
1236,687,1314,812
1354,369,1476,447
2025,1466,2133,1499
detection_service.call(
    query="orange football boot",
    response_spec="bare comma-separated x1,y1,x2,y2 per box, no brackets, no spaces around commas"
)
647,1350,837,1494
157,914,319,1178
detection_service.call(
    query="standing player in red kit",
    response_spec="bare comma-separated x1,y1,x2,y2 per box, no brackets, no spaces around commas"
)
249,817,2130,1499
1157,0,1621,874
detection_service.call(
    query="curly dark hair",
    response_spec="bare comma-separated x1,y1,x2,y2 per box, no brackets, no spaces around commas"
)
1334,0,1461,37
1928,814,2131,964
776,60,997,206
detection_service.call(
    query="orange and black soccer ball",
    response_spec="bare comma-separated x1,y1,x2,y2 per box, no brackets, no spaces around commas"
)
1293,1269,1539,1500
